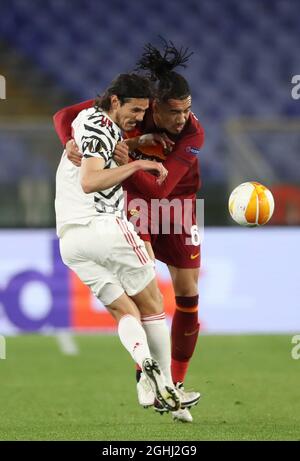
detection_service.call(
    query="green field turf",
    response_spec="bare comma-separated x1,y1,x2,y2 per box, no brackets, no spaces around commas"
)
0,334,299,441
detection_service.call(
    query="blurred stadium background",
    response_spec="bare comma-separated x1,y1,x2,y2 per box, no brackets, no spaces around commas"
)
0,0,300,440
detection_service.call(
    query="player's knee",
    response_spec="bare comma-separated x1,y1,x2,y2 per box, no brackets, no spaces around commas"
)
106,294,140,321
176,284,198,297
138,289,164,315
107,304,141,322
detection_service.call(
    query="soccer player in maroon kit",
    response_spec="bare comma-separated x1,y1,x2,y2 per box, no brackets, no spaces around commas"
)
53,40,204,422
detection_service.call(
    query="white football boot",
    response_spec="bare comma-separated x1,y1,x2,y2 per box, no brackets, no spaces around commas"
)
171,383,201,423
141,358,180,412
137,375,201,412
172,408,193,423
175,382,201,408
136,372,155,408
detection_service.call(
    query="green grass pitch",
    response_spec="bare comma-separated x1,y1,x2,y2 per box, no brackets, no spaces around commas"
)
0,334,299,441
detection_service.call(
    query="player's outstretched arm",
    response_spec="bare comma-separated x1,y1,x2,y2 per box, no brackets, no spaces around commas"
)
81,158,167,193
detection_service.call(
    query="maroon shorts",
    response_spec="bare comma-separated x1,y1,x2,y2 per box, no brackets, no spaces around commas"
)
137,225,200,269
126,194,200,269
151,229,200,269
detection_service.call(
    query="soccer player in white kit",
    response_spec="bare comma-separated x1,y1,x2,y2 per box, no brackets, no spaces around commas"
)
55,73,179,412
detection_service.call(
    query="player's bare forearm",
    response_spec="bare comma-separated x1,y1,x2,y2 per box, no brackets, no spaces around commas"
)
81,158,139,193
81,158,167,193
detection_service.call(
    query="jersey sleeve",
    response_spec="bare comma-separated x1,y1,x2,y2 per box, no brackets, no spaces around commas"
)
53,99,94,145
73,115,118,166
129,129,204,199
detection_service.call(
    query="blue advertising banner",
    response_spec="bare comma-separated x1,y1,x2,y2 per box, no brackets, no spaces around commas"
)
0,228,299,334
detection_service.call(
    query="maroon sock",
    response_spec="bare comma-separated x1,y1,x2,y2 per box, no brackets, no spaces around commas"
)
171,295,200,383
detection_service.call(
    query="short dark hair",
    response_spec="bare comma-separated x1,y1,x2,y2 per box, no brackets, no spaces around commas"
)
156,71,190,102
95,73,153,111
135,38,193,103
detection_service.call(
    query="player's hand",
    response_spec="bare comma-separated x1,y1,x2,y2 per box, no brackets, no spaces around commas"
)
113,142,129,165
137,160,168,185
66,139,82,167
138,133,174,153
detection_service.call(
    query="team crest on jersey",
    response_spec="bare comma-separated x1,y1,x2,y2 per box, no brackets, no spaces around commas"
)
186,146,201,155
81,137,105,154
88,139,103,153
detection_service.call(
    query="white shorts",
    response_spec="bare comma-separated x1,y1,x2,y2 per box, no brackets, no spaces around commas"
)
59,215,155,306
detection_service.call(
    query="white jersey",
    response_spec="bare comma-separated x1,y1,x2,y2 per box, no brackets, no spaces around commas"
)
55,107,123,237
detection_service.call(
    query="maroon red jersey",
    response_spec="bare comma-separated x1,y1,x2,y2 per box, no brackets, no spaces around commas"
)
123,103,204,201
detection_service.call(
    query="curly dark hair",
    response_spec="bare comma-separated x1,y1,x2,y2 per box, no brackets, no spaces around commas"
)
135,37,193,102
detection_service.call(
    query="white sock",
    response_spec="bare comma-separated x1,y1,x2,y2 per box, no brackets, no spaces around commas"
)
118,314,151,368
141,312,173,387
